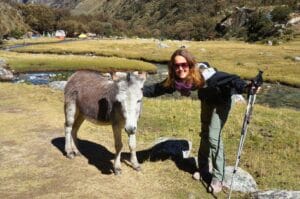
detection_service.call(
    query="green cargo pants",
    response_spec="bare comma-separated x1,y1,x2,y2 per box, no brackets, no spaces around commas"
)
198,98,233,182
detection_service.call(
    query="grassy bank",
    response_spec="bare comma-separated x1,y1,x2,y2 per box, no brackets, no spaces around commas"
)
0,83,299,198
0,51,157,73
1,37,71,47
9,37,300,87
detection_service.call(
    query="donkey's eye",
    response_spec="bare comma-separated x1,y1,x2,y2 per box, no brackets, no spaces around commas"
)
137,99,142,103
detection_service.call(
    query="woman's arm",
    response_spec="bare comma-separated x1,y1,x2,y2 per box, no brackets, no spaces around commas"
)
143,79,175,97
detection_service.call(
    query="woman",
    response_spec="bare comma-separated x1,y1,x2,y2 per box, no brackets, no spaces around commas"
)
143,48,249,194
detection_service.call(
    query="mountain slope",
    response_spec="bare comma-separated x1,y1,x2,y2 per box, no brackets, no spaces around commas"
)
0,2,28,38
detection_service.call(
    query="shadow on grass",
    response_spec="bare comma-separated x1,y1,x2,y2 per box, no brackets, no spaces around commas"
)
52,137,198,176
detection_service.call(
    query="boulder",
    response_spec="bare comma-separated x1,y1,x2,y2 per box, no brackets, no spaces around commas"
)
294,56,300,62
251,190,300,199
48,81,67,91
223,166,258,193
0,59,14,81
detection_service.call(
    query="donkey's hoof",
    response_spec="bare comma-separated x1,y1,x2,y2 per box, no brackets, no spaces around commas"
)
114,168,122,175
74,151,82,156
133,165,141,172
66,152,75,159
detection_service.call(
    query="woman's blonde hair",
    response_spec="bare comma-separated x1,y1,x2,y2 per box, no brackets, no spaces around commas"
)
163,48,204,88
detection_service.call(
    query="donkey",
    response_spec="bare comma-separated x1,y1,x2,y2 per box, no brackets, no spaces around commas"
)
64,70,146,175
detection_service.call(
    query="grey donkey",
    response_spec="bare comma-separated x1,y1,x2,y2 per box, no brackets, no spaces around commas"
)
64,70,146,175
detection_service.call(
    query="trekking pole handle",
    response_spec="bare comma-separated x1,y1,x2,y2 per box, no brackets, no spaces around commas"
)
249,70,263,95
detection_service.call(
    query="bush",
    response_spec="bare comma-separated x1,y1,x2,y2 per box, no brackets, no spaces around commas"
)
246,11,275,42
271,6,292,23
10,29,25,39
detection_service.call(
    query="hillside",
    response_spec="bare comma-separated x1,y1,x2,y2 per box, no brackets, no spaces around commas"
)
0,2,28,39
1,0,299,41
10,0,78,9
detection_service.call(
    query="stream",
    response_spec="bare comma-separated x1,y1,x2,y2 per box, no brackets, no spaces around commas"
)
12,63,300,110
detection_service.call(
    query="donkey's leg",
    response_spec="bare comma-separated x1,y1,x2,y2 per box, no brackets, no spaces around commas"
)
64,101,77,159
70,114,84,156
112,123,123,175
128,133,141,171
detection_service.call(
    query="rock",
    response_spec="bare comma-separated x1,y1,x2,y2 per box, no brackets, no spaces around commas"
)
267,40,273,46
294,56,300,62
48,81,67,91
216,7,255,34
0,59,7,67
251,190,300,199
287,16,300,25
223,166,258,193
0,59,14,81
0,67,14,81
199,48,206,52
158,42,169,48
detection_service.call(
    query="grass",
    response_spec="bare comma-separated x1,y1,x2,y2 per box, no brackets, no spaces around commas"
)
0,51,157,73
139,97,300,191
0,83,299,198
7,37,300,87
1,37,71,47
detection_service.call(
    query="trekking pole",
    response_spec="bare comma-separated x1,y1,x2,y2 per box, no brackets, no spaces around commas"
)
228,70,263,199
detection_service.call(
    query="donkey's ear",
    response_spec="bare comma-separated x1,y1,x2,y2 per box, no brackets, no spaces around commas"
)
138,71,147,80
111,72,127,80
110,72,119,81
132,71,147,80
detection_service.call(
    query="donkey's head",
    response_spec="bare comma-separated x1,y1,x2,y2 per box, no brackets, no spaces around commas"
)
113,72,146,134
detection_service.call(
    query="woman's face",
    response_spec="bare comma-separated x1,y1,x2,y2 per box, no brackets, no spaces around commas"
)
174,55,190,80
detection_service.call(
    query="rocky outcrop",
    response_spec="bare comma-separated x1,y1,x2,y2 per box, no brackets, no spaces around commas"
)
216,7,255,35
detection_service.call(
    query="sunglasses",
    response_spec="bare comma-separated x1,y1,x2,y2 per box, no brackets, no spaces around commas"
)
174,62,189,69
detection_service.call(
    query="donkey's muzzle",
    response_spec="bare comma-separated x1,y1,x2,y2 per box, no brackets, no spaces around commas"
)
125,126,137,134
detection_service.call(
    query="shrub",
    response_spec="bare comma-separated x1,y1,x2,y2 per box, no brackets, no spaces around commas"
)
271,6,292,23
246,11,275,42
10,29,25,39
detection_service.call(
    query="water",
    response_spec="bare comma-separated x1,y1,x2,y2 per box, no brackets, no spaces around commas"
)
13,71,73,84
13,66,300,110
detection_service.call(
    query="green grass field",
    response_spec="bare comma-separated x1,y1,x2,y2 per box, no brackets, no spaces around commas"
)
0,51,156,73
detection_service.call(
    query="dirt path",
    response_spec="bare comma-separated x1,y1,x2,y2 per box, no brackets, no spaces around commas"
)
0,83,223,199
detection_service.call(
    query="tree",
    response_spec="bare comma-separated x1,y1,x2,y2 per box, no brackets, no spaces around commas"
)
19,4,56,34
57,20,79,37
